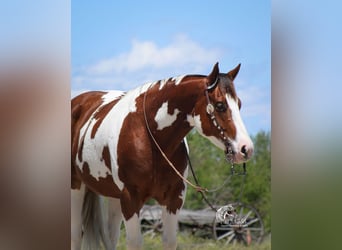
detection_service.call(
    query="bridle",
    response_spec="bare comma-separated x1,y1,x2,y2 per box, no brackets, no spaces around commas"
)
204,82,235,165
189,82,248,211
205,76,247,176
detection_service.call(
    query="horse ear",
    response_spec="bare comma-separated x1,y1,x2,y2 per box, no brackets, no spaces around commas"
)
227,63,241,80
206,62,219,91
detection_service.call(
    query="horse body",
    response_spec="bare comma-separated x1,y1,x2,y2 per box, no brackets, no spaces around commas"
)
71,63,254,249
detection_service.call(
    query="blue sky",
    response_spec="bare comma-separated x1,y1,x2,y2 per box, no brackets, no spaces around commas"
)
72,1,270,135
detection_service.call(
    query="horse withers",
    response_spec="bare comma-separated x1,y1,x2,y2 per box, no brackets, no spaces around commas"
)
71,62,253,250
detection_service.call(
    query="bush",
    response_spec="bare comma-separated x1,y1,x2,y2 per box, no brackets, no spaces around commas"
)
185,130,271,233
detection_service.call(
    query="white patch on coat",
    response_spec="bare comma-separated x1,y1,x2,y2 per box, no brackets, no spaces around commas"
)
172,75,186,86
76,80,161,188
102,90,123,105
77,117,113,180
187,114,227,151
179,138,189,204
159,78,171,90
136,81,155,100
93,88,148,189
186,114,201,130
76,91,124,187
158,75,185,90
155,101,180,130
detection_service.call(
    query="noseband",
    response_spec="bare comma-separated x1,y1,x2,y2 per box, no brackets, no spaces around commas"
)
204,85,235,164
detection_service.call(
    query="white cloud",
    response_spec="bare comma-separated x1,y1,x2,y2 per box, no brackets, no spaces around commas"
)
87,34,220,75
72,34,222,92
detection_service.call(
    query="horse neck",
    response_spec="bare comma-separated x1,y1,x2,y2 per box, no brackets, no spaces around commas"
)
143,76,205,155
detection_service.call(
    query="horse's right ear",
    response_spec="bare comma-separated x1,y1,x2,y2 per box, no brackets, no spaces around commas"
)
206,62,219,91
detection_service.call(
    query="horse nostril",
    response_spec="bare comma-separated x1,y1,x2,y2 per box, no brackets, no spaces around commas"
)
241,145,248,157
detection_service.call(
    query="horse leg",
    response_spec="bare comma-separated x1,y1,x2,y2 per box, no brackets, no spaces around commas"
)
161,206,179,250
106,197,123,248
124,213,143,250
71,184,85,250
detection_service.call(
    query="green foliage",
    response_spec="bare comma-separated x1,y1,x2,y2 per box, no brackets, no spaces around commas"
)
115,228,271,250
185,130,271,233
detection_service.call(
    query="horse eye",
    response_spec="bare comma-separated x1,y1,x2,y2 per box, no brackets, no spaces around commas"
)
215,102,227,112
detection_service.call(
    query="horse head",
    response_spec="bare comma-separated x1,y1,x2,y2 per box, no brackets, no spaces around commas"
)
190,62,254,164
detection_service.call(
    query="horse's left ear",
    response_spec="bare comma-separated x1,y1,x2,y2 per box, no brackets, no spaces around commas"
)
206,62,219,91
227,63,241,80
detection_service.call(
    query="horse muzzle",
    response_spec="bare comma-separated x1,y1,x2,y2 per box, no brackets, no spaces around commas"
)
225,141,254,164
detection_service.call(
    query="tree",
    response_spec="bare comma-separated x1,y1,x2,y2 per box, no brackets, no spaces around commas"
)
185,130,271,232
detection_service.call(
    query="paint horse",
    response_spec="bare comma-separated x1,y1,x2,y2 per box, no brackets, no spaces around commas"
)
71,63,254,250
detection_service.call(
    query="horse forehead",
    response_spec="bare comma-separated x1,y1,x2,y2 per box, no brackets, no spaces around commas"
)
218,76,237,100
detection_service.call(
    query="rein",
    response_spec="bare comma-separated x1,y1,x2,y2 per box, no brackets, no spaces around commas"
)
143,85,207,193
185,144,247,212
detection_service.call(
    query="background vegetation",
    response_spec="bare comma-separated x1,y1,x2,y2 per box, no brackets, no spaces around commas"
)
185,130,271,233
116,230,271,250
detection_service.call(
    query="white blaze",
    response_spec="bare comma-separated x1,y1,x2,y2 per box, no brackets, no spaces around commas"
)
226,95,253,151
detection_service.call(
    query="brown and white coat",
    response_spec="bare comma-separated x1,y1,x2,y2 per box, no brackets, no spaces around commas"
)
71,63,253,250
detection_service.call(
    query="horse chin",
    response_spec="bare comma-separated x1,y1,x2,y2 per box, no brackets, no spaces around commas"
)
224,146,235,164
231,153,249,164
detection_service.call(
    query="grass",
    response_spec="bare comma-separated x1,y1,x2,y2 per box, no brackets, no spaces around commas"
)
114,229,271,250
